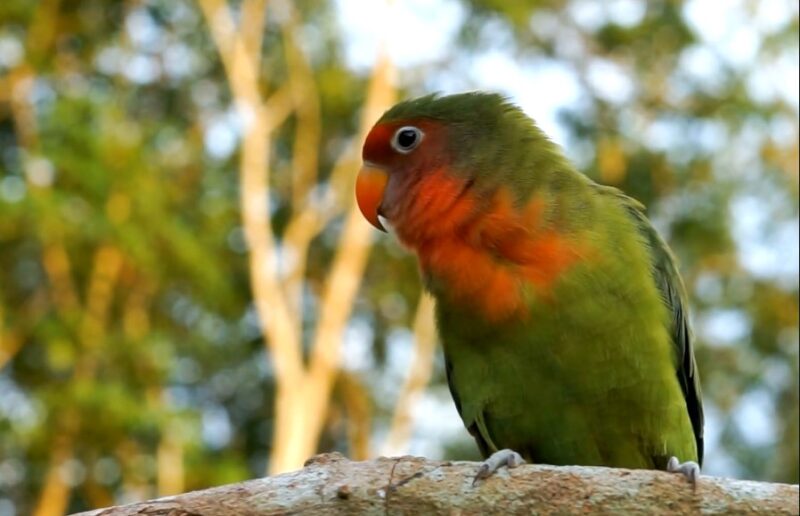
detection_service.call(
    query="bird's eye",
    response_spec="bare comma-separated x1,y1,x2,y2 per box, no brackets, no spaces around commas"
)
391,126,423,154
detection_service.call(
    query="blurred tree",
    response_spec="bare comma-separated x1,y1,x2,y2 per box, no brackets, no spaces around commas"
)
0,0,796,514
196,0,397,475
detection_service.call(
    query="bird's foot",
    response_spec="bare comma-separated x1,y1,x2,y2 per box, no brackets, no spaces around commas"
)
667,456,700,485
473,449,525,485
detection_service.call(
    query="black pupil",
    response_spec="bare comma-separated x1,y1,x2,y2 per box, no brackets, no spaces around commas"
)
397,129,418,149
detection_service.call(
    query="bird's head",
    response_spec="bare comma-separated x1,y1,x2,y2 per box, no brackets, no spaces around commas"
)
356,92,544,245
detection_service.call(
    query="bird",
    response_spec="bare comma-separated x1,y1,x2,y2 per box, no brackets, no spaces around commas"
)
355,92,703,484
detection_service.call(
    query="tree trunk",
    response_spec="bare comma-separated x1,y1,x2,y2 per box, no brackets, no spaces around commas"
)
73,452,799,515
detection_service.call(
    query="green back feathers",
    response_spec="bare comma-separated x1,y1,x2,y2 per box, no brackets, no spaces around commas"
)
597,184,704,463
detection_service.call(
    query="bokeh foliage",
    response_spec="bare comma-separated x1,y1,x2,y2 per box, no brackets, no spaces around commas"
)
0,0,797,513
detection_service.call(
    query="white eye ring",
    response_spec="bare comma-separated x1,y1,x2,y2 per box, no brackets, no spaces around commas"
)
390,126,424,154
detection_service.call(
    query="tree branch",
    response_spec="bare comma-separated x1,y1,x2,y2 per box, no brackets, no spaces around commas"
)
73,453,800,515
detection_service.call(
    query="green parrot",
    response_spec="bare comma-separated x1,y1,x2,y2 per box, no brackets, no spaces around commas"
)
355,92,703,482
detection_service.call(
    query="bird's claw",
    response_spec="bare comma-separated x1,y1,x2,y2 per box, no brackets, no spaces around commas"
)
473,449,525,485
667,456,700,485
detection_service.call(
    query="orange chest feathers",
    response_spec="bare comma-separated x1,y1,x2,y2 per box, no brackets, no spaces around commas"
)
392,171,584,322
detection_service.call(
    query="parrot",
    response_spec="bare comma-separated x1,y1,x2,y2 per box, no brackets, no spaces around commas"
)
355,92,703,483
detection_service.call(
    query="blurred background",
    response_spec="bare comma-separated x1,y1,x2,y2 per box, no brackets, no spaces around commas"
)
0,0,797,513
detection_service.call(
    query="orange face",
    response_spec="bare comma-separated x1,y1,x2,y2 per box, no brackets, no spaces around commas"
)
356,119,468,246
357,120,419,232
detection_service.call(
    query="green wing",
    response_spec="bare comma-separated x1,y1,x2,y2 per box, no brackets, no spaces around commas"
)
599,185,705,464
444,357,493,457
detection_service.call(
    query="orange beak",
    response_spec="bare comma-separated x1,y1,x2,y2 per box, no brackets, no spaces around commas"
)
355,162,388,232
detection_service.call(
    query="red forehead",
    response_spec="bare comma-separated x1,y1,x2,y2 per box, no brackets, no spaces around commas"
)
362,122,397,162
362,119,441,163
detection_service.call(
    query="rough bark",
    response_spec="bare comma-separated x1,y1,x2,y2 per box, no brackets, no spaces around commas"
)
74,452,799,515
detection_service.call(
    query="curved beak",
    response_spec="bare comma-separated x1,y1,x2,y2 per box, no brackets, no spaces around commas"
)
355,162,388,232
